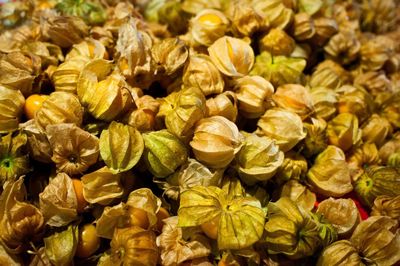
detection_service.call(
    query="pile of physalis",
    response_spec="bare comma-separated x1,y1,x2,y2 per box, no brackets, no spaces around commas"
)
0,0,400,265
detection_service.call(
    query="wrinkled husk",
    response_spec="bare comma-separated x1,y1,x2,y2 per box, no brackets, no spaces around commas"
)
21,120,52,163
310,17,338,46
291,12,315,41
143,129,188,177
280,180,316,211
324,30,360,65
43,225,78,266
156,216,211,266
259,28,295,56
152,38,188,75
22,41,63,68
302,118,328,158
39,172,78,227
95,202,130,239
100,121,144,174
379,133,400,165
226,1,265,37
371,195,400,222
347,143,381,181
307,145,353,197
235,132,284,185
65,39,107,61
360,0,397,34
252,0,293,29
316,198,360,238
46,123,99,175
361,114,392,147
0,85,25,133
190,116,244,168
124,95,160,132
206,92,238,122
317,240,363,266
327,113,362,152
310,87,338,121
110,226,158,266
274,151,308,185
257,108,306,152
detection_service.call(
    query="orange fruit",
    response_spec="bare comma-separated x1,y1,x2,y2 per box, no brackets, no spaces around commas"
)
200,216,219,240
75,224,100,258
156,207,170,232
24,94,48,120
72,179,88,213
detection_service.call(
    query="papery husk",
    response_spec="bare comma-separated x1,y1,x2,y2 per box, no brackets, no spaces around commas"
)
350,216,400,265
302,118,328,158
0,242,23,265
0,21,40,53
82,166,125,206
152,38,188,75
272,84,314,120
361,114,392,147
317,198,360,238
182,54,225,97
206,92,238,122
298,0,323,15
250,51,306,87
142,129,188,177
21,120,52,163
347,143,381,182
235,132,284,185
65,39,107,62
354,71,393,99
310,16,338,46
29,246,52,266
280,180,316,211
158,0,190,35
310,61,346,90
226,1,265,37
51,55,89,93
110,226,158,266
95,202,130,239
307,145,353,197
360,36,393,72
0,132,30,185
234,75,274,119
0,85,25,133
190,116,244,168
0,51,41,97
39,173,78,227
312,213,338,247
310,87,338,121
208,36,254,77
55,0,106,25
380,92,400,129
371,195,400,222
327,113,362,152
259,28,295,56
257,108,306,152
291,12,315,41
190,9,230,47
0,0,33,31
274,151,308,185
178,186,265,250
324,29,360,65
316,240,363,266
265,197,321,259
123,95,160,132
221,175,246,201
43,225,78,266
156,216,211,266
379,134,400,165
252,0,293,29
46,123,99,175
181,0,222,15
100,121,144,174
22,41,64,68
35,91,84,131
360,0,397,34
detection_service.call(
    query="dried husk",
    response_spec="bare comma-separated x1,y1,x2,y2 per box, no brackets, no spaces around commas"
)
124,95,160,132
309,61,345,89
95,202,130,239
226,1,265,37
0,85,25,133
190,116,244,168
354,71,393,99
250,51,306,87
265,197,321,259
360,36,393,71
307,145,353,197
208,36,254,77
39,172,78,227
380,92,400,129
347,143,381,181
35,91,84,131
0,242,23,265
190,9,229,47
274,151,308,185
379,134,400,165
272,84,314,120
310,87,338,121
350,216,400,265
252,0,293,29
327,113,362,152
21,120,52,163
206,92,238,122
259,28,296,56
361,114,392,147
182,54,225,97
235,132,284,185
360,0,397,34
324,30,360,65
178,186,265,250
0,0,33,31
46,123,99,175
302,118,328,158
43,225,78,266
66,39,107,61
142,129,188,177
317,198,360,238
257,108,306,152
22,41,64,68
310,17,338,46
156,216,211,266
152,38,188,75
157,0,190,35
280,180,316,211
371,195,400,222
100,121,144,174
82,166,125,205
316,240,363,266
291,12,315,41
234,75,274,119
110,226,158,266
0,21,40,53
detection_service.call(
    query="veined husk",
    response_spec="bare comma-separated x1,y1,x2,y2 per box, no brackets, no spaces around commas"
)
371,195,400,222
55,0,106,25
182,54,225,97
234,75,274,119
158,86,206,140
22,41,64,68
280,180,316,211
96,202,130,239
0,85,25,133
360,0,397,34
317,198,360,238
190,116,244,168
100,121,144,174
250,51,306,87
360,36,393,72
226,1,265,37
152,38,189,77
291,12,315,41
251,0,293,29
354,71,393,100
310,87,338,121
39,172,78,227
272,84,314,120
327,113,362,152
259,28,296,56
206,91,238,122
257,108,306,152
35,91,84,131
124,95,160,132
310,17,338,46
156,216,211,266
235,132,284,185
0,21,40,53
317,240,363,266
43,225,78,266
46,123,99,175
178,186,265,250
0,177,44,254
110,226,158,266
181,0,222,15
350,216,400,265
324,30,360,65
157,0,190,35
208,36,254,77
379,133,400,165
361,114,392,147
380,92,400,130
66,39,108,61
307,145,353,197
302,118,328,158
21,120,52,163
142,129,188,177
82,166,125,206
190,9,229,47
265,197,321,259
347,143,381,182
310,61,346,90
274,151,308,185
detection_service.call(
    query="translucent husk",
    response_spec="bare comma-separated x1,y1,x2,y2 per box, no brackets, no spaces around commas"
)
327,113,362,152
226,1,265,37
310,17,338,46
302,118,328,158
22,41,64,68
152,38,188,76
317,240,363,266
347,143,381,181
252,0,293,29
190,116,244,168
360,36,393,72
291,12,315,41
307,145,353,197
361,114,392,147
46,123,99,175
181,0,222,15
310,87,338,121
274,151,308,185
124,95,159,132
371,195,400,222
65,39,108,61
43,225,78,266
379,133,400,165
259,28,296,56
95,202,130,239
0,85,25,133
51,55,89,93
309,61,345,89
257,108,306,152
206,92,238,122
324,30,360,65
280,180,316,211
